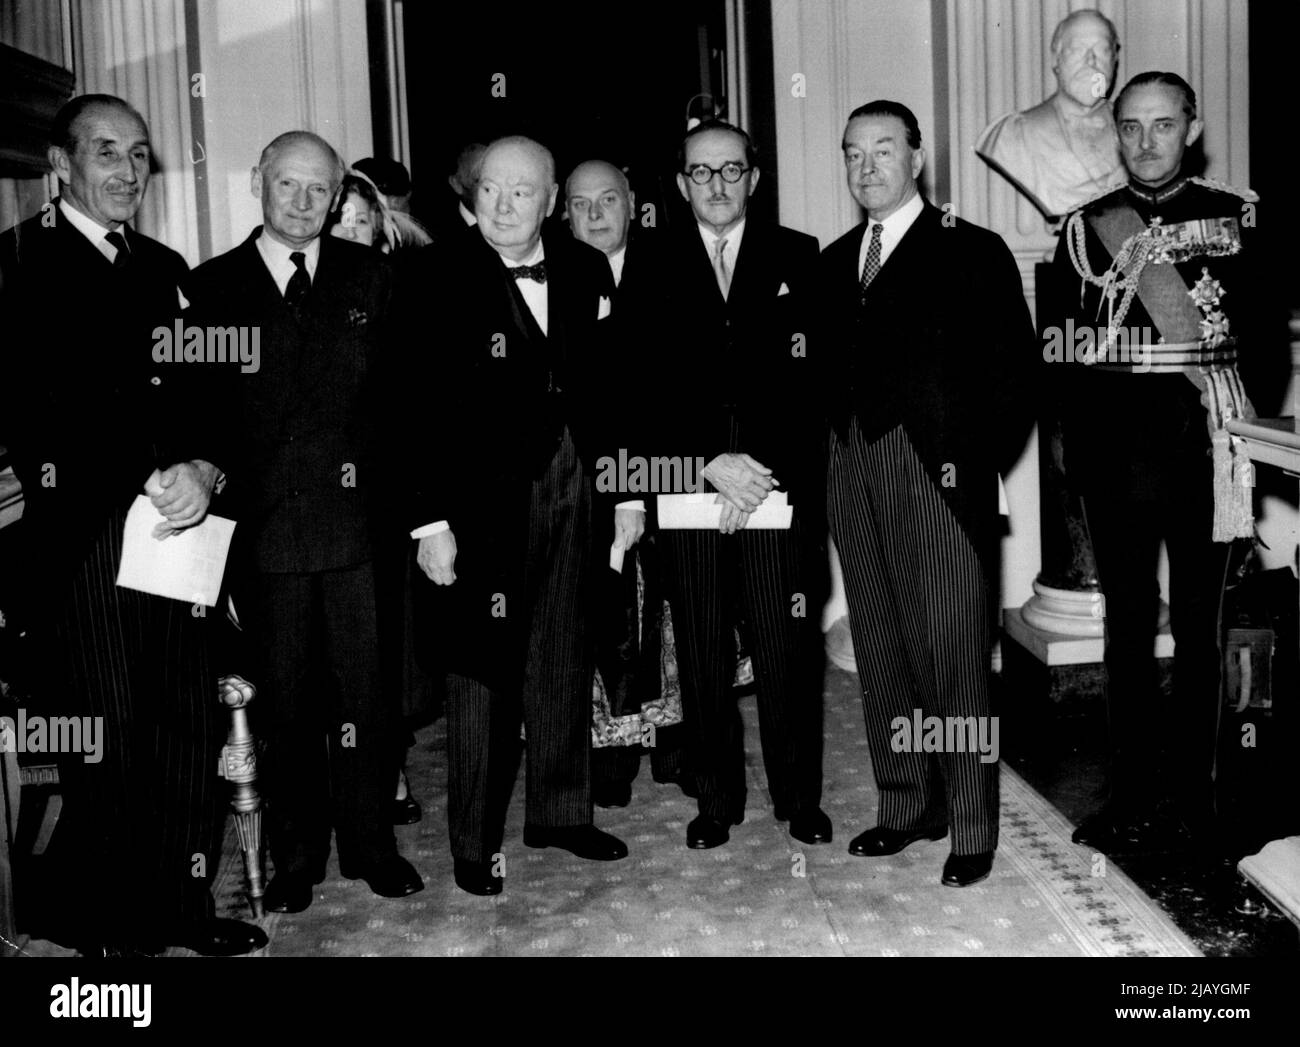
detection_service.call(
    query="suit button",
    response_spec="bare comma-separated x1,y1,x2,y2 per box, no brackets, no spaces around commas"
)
150,376,161,385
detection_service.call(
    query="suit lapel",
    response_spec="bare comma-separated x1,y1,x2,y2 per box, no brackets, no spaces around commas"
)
859,202,937,306
726,220,766,312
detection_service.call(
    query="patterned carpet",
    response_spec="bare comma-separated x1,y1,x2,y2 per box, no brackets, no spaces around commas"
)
207,665,1199,957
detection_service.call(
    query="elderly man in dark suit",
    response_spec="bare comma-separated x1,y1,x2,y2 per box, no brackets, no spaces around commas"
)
820,100,1036,887
401,135,628,896
650,120,830,851
184,130,422,913
0,94,265,955
563,158,691,809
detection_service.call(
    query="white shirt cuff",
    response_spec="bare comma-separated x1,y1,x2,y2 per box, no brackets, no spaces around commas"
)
615,501,646,512
411,521,450,539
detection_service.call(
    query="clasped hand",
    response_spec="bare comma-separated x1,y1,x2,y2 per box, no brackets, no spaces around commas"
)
702,452,775,535
148,461,217,539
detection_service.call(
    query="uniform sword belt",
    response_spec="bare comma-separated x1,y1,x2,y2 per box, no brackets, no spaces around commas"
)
1089,337,1238,374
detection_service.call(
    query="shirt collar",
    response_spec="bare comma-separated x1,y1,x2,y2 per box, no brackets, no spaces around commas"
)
607,245,627,287
697,217,746,254
1125,174,1190,207
868,190,924,240
498,238,545,268
459,201,477,226
59,198,120,248
256,228,320,274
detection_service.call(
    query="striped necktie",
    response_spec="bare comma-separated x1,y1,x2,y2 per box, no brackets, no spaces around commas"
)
858,222,882,302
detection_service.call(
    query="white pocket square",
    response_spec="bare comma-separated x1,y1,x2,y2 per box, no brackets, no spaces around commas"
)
777,282,790,296
597,295,612,319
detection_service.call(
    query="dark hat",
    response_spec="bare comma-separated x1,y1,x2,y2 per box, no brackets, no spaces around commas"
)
352,157,412,197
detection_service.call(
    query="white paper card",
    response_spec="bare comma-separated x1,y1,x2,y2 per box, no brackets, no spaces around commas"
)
656,490,792,530
116,495,236,607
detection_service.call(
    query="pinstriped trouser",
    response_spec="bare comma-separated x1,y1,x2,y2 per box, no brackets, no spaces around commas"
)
445,428,593,862
827,421,999,856
659,513,826,823
47,502,223,942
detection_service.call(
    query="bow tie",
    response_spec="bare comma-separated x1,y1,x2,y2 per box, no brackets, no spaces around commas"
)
510,262,547,283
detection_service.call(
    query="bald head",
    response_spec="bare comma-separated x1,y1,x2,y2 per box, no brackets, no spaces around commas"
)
565,160,634,256
1051,9,1119,107
450,142,487,208
252,131,346,249
475,136,559,261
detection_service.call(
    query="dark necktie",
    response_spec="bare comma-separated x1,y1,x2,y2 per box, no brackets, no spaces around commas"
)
104,230,129,269
858,222,882,302
510,262,547,283
284,250,311,306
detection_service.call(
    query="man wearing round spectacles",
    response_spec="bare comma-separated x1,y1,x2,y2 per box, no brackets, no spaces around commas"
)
655,120,829,853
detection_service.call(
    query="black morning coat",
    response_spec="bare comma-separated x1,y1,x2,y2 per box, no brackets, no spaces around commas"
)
815,199,1039,577
393,224,619,693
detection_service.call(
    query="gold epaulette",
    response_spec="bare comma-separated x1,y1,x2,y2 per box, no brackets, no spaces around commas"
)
1190,176,1259,203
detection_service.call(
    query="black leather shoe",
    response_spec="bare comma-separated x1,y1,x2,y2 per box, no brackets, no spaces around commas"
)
848,823,948,857
340,853,424,898
264,871,316,913
941,850,995,888
1071,806,1153,852
593,782,632,809
178,918,268,956
453,857,503,896
523,824,628,860
391,794,422,825
686,812,743,849
788,808,833,845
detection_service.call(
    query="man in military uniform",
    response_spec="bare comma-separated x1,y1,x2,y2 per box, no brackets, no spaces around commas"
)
1051,72,1263,852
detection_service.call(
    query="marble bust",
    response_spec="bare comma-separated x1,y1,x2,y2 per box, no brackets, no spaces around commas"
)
976,9,1127,219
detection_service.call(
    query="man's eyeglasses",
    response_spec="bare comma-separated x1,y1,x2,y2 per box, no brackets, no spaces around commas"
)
683,162,750,185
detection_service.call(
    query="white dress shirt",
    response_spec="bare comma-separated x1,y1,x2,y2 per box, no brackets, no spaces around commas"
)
607,245,627,288
256,231,320,295
59,198,126,264
696,217,745,281
501,240,548,335
857,189,924,277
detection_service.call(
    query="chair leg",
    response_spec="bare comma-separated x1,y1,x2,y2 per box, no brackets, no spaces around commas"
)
220,676,265,918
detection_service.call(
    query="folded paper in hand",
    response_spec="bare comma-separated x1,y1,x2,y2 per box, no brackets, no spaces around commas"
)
116,495,236,606
656,490,792,529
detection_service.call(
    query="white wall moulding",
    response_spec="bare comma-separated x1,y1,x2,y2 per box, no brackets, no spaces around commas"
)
194,0,373,258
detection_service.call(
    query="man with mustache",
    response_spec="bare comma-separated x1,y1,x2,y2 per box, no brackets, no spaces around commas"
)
651,120,830,851
184,130,423,913
820,100,1036,887
400,136,629,895
977,8,1127,219
1051,73,1271,853
1,94,265,955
